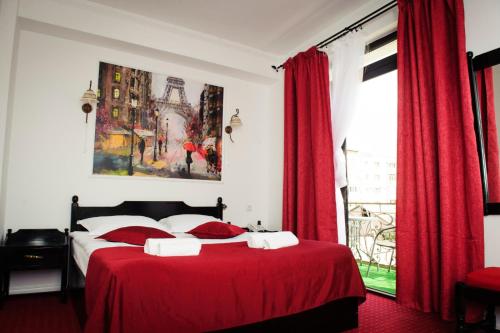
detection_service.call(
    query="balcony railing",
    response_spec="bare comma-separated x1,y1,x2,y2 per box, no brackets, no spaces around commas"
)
348,202,396,294
348,202,396,268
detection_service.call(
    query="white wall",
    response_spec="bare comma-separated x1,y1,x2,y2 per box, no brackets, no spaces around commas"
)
464,0,500,56
5,29,275,230
0,0,19,238
464,0,500,268
1,0,284,294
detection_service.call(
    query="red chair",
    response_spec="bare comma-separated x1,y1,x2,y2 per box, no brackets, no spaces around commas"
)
455,267,500,332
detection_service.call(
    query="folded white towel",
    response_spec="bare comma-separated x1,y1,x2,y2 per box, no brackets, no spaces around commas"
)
144,238,202,257
144,238,163,256
247,231,299,250
263,231,299,249
247,233,269,248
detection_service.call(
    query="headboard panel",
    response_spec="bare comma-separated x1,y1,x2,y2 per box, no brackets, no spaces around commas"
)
70,195,226,232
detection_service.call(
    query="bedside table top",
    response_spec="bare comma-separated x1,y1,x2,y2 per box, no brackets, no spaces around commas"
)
4,229,68,248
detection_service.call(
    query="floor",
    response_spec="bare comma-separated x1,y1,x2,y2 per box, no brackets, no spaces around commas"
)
358,263,396,295
348,293,454,332
0,292,466,333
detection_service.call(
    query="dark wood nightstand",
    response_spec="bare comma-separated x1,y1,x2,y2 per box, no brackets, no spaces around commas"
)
242,220,278,233
1,229,69,303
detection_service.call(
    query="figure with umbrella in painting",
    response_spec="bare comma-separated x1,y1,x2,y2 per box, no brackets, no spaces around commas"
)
183,141,196,177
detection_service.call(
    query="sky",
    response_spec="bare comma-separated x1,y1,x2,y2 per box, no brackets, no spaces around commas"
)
346,70,398,158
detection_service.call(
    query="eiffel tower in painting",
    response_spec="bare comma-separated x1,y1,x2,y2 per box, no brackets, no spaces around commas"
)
156,76,192,119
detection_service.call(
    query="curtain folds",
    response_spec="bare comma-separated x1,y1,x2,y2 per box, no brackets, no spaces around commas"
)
283,47,338,242
476,68,500,202
396,0,484,320
327,34,366,245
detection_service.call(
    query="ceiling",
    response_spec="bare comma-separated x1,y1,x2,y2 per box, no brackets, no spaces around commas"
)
88,0,369,56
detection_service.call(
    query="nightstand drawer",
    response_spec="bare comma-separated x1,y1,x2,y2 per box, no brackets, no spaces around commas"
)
7,248,63,269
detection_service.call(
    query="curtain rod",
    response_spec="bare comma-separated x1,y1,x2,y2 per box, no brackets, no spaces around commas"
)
271,0,397,72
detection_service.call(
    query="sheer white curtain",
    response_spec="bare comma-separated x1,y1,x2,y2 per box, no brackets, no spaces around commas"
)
327,33,366,245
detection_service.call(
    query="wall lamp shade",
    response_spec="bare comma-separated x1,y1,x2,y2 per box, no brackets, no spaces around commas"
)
225,108,242,143
81,80,98,123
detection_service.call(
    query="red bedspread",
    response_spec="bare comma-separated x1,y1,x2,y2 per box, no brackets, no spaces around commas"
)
84,240,365,333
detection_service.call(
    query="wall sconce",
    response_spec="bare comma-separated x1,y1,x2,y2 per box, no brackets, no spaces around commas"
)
225,108,242,143
80,80,97,123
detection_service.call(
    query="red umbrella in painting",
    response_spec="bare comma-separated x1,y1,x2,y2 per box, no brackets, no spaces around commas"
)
183,141,196,152
183,141,196,177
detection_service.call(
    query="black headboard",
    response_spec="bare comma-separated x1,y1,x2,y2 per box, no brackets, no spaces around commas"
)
70,195,226,232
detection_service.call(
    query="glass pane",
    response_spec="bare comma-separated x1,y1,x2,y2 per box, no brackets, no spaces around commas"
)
347,70,397,295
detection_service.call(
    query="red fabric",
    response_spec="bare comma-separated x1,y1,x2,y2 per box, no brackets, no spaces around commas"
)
96,226,174,246
187,221,245,239
396,0,484,320
84,241,365,333
283,46,337,242
476,68,500,202
0,293,459,333
466,267,500,291
344,294,455,333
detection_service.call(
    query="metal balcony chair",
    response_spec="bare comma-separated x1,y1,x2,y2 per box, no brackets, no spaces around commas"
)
348,205,374,265
366,225,396,276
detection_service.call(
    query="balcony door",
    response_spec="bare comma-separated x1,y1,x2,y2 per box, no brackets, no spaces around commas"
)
346,31,397,296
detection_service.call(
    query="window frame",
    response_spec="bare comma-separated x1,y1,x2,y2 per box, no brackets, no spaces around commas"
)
362,31,397,82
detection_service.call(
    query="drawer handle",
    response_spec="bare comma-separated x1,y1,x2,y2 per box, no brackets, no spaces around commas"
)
24,254,44,260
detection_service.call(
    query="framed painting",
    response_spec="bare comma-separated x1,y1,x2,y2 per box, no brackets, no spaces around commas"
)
93,62,223,181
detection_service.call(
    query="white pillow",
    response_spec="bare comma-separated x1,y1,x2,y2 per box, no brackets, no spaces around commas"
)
158,214,222,233
77,215,164,235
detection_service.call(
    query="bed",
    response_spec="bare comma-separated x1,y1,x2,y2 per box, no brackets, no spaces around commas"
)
69,195,365,333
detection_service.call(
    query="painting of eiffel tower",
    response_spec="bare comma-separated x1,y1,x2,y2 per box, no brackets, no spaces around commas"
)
93,61,223,181
156,77,191,119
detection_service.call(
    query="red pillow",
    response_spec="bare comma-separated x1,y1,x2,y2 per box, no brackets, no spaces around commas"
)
187,222,245,239
96,226,174,246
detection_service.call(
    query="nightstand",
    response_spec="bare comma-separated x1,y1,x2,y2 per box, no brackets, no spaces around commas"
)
1,229,69,303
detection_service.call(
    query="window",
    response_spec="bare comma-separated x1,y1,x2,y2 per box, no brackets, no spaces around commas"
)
114,71,121,83
346,31,397,296
112,107,120,118
113,88,120,99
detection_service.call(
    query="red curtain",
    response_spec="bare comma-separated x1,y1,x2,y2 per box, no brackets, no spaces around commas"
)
283,47,338,242
396,0,484,320
476,68,500,202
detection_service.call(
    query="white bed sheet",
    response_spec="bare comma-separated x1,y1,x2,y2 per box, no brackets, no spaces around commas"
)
71,231,251,276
